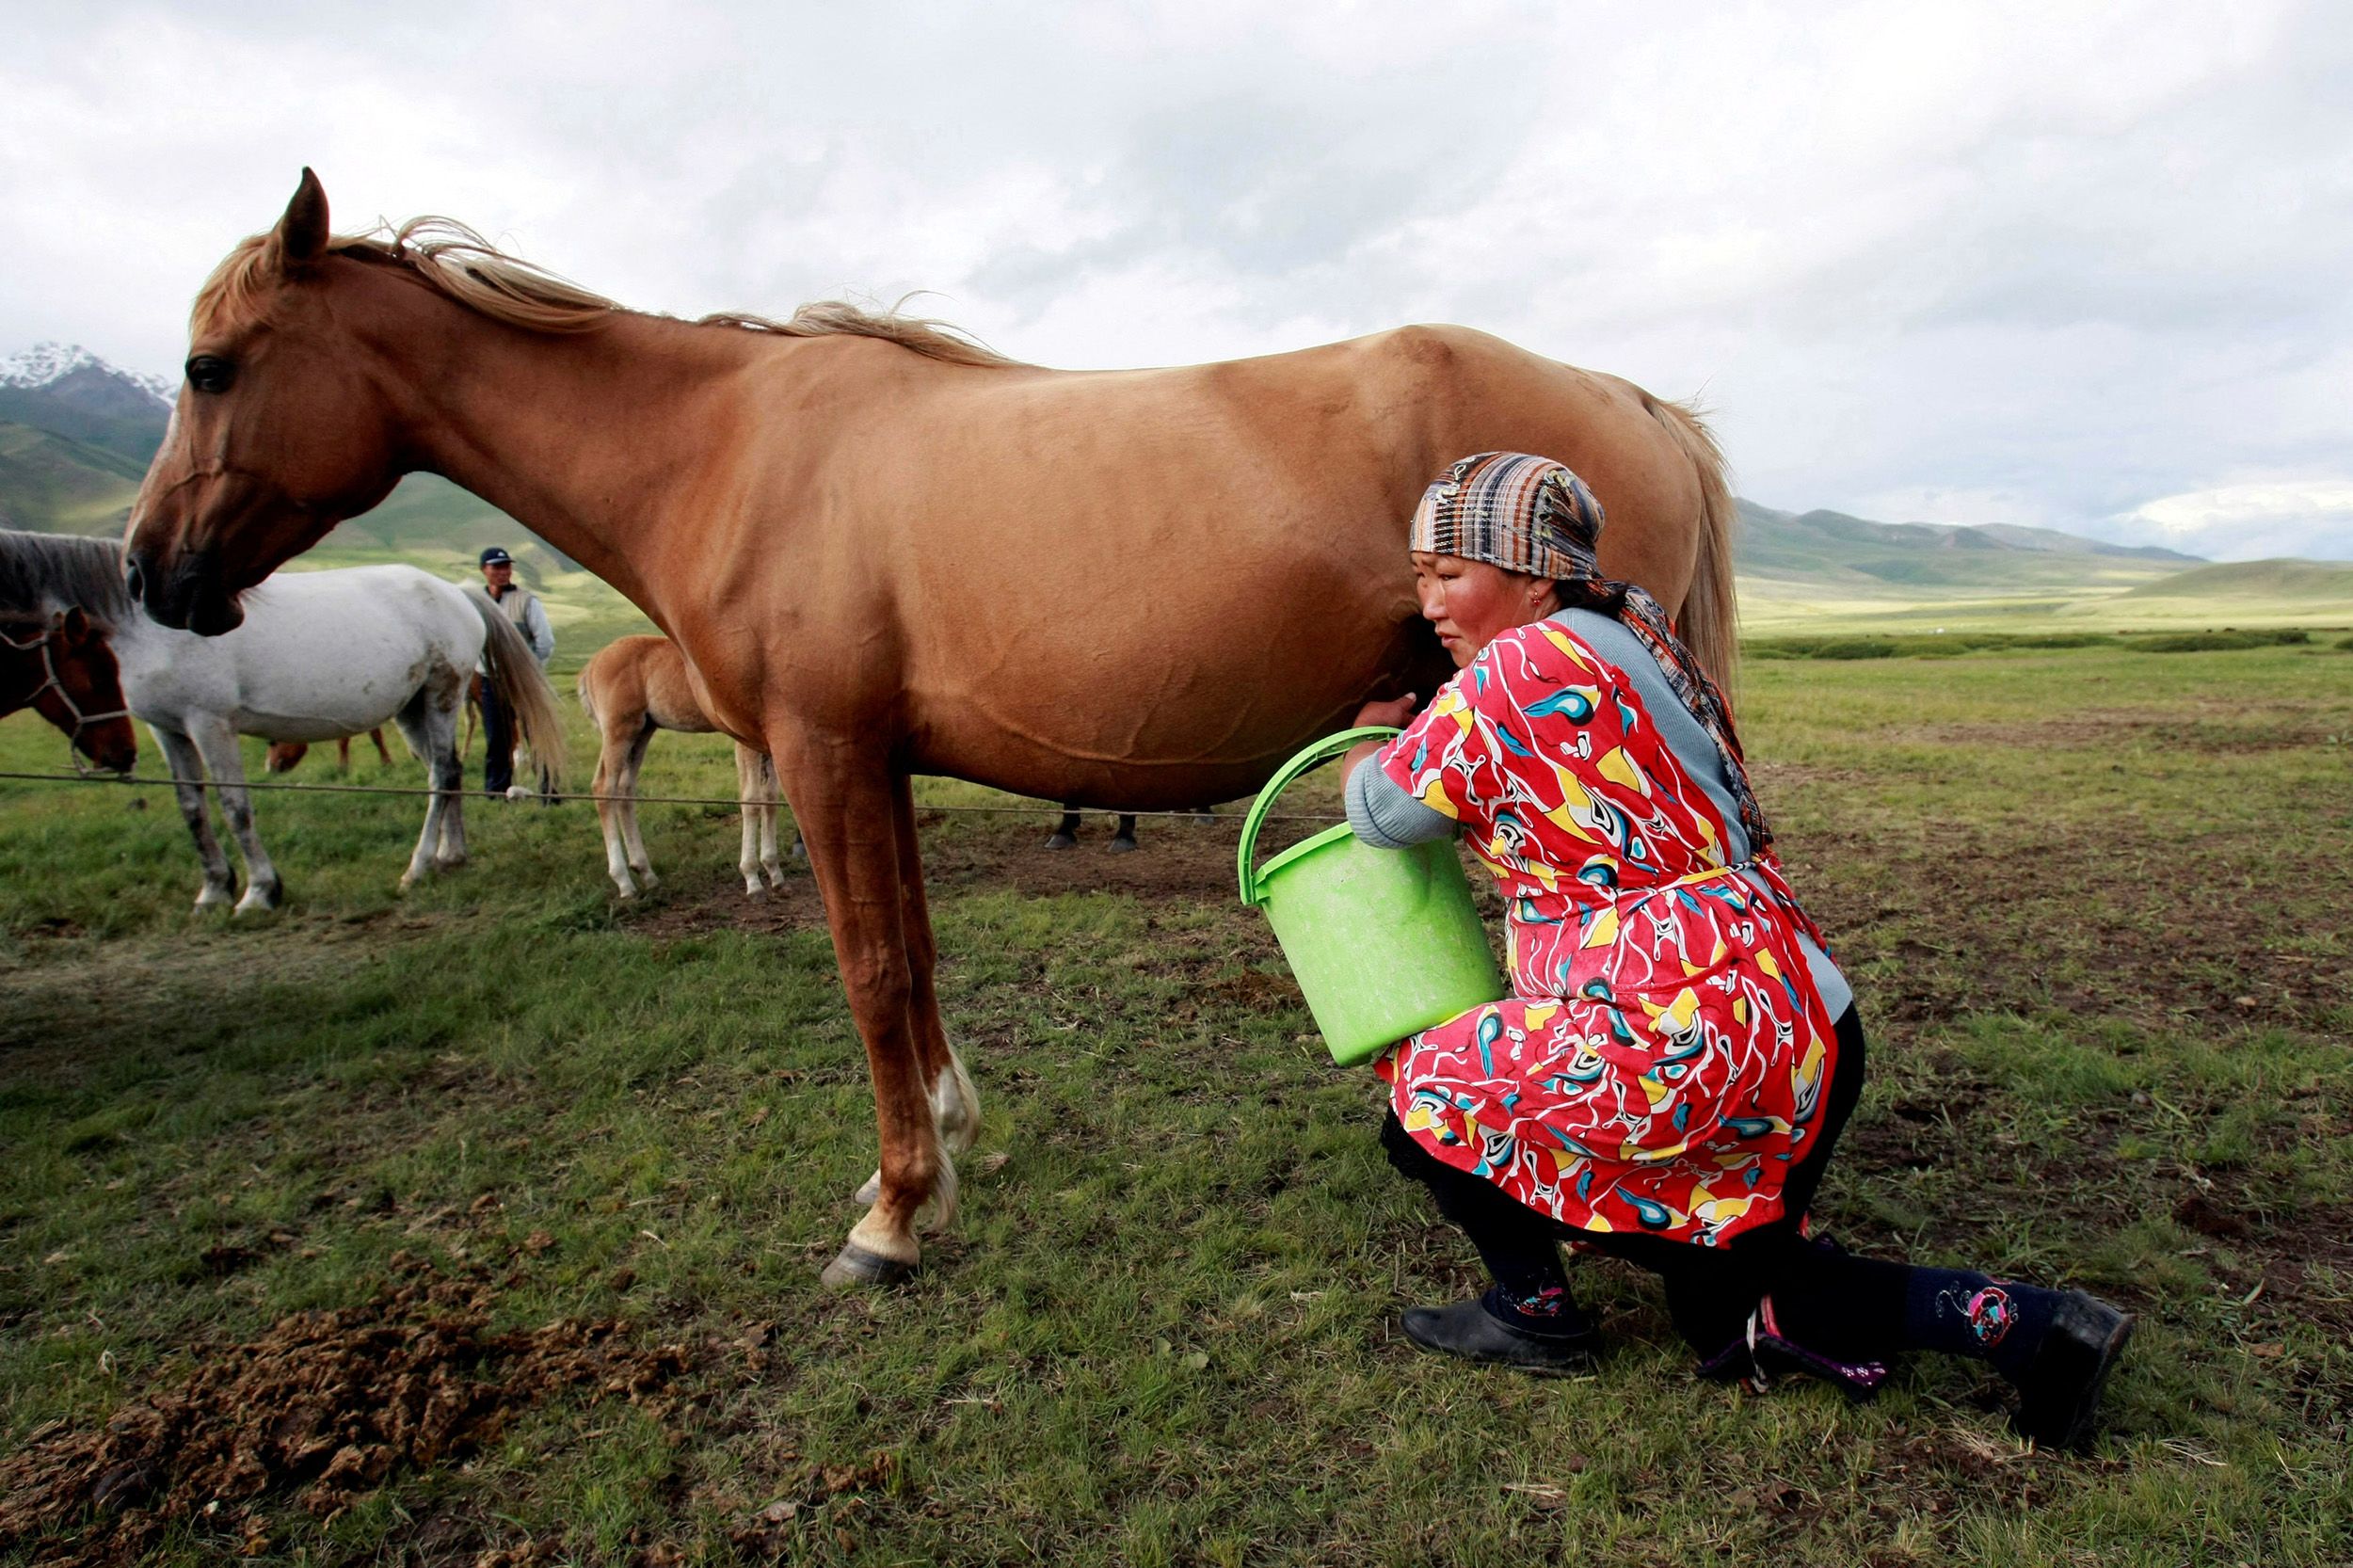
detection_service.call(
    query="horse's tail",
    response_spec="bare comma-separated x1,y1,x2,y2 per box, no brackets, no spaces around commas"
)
468,589,567,790
1646,395,1740,693
575,666,599,730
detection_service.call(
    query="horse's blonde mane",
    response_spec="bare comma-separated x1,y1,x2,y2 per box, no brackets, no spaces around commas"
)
193,216,1022,368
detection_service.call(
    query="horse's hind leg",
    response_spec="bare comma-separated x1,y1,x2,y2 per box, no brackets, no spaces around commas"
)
426,691,468,872
392,683,464,885
617,721,658,889
756,752,786,888
734,743,778,897
1109,813,1139,853
1045,808,1080,850
186,714,282,912
591,714,641,898
152,722,235,911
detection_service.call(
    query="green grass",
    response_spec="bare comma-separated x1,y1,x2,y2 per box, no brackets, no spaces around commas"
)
2,641,2350,1564
1749,627,2330,661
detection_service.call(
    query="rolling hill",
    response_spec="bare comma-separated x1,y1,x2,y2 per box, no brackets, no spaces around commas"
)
13,339,2344,637
0,421,150,534
1732,501,2199,590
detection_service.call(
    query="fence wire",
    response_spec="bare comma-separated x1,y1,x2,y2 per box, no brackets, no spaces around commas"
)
0,768,1333,824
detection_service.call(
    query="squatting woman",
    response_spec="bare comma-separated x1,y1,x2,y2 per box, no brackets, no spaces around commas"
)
1341,452,2132,1448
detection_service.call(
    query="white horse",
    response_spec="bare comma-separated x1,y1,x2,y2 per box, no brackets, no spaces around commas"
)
8,535,563,911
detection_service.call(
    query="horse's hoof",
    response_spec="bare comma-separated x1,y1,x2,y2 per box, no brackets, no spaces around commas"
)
1044,832,1077,851
821,1241,917,1289
853,1171,882,1206
434,853,468,872
1108,836,1139,855
744,881,769,901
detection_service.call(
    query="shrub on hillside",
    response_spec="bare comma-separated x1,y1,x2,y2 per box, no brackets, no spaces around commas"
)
2131,630,2311,653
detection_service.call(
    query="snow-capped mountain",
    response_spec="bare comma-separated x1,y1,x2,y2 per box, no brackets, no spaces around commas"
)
0,342,175,408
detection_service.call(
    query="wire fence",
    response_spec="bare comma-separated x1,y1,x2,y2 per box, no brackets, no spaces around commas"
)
0,767,1334,824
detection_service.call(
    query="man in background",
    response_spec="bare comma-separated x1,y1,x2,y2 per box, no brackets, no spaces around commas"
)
475,546,555,799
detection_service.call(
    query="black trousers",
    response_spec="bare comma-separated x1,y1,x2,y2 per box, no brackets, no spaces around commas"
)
1383,1006,1871,1353
479,679,516,797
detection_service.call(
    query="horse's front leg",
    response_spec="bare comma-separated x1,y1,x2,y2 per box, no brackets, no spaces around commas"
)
151,722,235,911
778,741,947,1287
187,715,282,912
855,769,979,1210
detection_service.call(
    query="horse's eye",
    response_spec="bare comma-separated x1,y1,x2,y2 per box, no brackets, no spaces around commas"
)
185,356,235,395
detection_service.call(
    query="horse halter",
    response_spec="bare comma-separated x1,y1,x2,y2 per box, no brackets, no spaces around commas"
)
0,623,133,776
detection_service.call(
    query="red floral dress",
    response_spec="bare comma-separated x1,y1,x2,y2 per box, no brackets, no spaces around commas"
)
1374,618,1841,1246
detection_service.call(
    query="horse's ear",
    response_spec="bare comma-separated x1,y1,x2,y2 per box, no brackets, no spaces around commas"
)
266,168,332,276
57,606,92,644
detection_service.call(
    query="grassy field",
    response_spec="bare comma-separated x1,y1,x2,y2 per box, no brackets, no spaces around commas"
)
1737,560,2353,636
1,638,2349,1565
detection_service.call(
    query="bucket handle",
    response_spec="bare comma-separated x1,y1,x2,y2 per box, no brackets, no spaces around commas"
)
1237,725,1401,907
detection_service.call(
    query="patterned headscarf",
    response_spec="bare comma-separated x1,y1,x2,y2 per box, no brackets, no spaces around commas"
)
1411,451,1776,856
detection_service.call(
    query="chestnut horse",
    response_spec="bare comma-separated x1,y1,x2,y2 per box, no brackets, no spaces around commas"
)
0,534,138,775
578,632,785,900
125,172,1739,1286
265,728,395,774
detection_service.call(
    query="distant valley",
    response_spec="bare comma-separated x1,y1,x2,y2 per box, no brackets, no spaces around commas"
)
7,343,2348,636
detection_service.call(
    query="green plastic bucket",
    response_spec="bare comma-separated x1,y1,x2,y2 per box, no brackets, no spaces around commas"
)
1238,727,1505,1066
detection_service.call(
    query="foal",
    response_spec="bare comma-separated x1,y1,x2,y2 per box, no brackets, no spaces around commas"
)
578,634,784,899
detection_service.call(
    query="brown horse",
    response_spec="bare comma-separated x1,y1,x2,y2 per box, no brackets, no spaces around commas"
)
264,728,395,774
0,607,137,776
125,171,1739,1286
578,632,784,900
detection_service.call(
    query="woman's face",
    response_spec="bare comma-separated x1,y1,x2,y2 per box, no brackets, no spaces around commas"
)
1412,552,1559,666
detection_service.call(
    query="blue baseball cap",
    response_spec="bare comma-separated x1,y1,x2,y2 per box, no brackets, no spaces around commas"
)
479,547,514,568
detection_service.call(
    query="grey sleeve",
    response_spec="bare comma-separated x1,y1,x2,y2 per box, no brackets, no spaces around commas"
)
526,599,555,664
1345,753,1457,850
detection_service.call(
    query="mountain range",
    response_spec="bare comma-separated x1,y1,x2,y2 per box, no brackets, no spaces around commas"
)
7,344,2343,632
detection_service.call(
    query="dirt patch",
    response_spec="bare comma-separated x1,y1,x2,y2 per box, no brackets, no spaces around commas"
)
0,1255,690,1566
1912,708,2330,753
1787,816,2350,1037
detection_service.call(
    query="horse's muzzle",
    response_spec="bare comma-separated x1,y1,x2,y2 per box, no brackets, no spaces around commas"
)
127,547,245,635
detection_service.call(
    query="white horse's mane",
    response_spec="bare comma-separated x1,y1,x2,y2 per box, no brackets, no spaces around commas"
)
0,531,131,627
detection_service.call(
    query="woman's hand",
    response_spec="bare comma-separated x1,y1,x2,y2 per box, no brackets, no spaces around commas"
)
1342,692,1419,784
1352,693,1420,730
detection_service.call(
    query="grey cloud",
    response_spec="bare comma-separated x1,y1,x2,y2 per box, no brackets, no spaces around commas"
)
6,1,2350,559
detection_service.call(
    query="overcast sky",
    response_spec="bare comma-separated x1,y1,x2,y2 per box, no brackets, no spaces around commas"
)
4,1,2347,559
